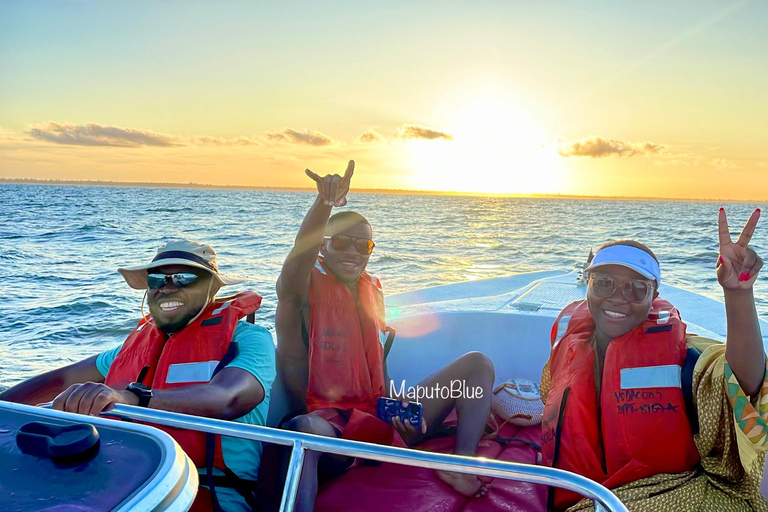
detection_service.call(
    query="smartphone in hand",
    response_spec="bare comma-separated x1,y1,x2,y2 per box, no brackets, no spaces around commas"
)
377,397,423,429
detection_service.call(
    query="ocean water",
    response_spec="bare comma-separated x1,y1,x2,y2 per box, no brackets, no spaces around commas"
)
1,183,766,390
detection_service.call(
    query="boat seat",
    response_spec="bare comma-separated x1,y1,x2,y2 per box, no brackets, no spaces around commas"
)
314,421,546,512
266,367,293,428
387,311,555,388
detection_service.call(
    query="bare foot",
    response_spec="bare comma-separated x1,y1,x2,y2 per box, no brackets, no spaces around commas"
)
436,470,488,498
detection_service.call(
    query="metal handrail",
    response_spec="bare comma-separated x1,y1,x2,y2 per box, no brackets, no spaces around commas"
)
102,405,628,512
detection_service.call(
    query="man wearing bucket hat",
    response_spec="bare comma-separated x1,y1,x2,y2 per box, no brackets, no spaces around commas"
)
1,239,276,512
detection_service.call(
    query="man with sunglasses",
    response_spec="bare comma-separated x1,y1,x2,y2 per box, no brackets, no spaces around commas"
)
0,239,276,512
541,208,768,511
274,161,495,512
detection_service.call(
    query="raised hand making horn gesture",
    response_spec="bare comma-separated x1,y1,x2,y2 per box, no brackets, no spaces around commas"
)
305,159,355,207
718,207,765,398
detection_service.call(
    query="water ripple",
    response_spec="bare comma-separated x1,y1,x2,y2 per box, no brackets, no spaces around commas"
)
2,183,767,388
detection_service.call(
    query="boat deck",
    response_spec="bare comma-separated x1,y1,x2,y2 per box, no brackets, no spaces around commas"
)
381,270,768,389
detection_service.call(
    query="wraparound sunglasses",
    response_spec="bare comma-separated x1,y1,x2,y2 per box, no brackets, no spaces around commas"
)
147,273,199,289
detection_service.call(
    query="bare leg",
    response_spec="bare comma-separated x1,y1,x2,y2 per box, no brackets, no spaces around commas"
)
399,351,495,497
284,414,353,512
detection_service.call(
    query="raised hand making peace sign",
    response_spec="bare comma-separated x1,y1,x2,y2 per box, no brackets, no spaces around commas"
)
305,160,355,207
717,208,763,289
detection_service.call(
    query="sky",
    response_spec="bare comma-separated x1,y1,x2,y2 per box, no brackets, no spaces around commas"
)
1,1,767,199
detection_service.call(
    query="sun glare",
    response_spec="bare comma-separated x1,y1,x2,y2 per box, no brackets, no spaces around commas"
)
406,99,563,195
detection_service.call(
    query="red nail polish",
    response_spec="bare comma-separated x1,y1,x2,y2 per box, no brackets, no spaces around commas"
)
718,256,724,265
757,208,761,213
720,207,724,211
739,273,750,281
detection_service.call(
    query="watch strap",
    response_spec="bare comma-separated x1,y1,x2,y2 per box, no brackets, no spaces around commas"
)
126,383,152,407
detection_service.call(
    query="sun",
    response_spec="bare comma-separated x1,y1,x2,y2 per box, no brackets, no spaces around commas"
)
404,98,564,195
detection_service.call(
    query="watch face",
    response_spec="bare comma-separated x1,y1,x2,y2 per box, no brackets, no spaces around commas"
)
127,382,152,397
126,382,152,407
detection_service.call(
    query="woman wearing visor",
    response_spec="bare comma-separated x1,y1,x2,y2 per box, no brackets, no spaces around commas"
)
541,208,768,511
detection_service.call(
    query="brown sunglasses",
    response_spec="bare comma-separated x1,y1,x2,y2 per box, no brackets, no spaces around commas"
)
324,234,375,255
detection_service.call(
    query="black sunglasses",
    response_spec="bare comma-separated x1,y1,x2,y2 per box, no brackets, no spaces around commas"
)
324,234,375,255
147,273,199,289
588,273,654,304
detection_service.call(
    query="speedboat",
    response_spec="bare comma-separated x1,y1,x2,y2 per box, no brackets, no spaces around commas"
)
6,266,760,511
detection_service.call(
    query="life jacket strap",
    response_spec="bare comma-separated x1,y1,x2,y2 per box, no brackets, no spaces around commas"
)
202,452,259,511
383,326,396,359
682,346,701,435
204,340,244,511
205,432,222,512
547,386,571,511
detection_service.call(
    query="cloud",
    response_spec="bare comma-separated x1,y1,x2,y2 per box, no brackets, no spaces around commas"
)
189,135,260,146
654,159,690,167
23,121,461,149
26,122,339,148
710,158,738,169
357,129,385,144
264,128,336,146
0,128,24,141
29,121,184,147
394,124,453,141
557,135,665,158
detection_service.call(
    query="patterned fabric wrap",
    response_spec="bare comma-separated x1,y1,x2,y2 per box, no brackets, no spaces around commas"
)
726,362,768,447
492,378,544,426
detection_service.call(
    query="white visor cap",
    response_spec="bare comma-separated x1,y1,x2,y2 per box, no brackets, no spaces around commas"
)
585,244,661,286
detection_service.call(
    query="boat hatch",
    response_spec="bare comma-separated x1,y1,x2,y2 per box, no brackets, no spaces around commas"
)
509,281,586,311
1,401,197,511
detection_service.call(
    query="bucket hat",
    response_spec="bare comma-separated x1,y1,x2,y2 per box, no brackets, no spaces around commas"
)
118,239,245,290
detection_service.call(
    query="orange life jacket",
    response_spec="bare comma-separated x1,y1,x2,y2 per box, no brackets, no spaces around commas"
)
541,298,699,510
306,258,387,415
104,291,262,471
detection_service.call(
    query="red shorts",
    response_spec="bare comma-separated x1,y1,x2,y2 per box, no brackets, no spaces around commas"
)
310,408,353,436
309,407,407,447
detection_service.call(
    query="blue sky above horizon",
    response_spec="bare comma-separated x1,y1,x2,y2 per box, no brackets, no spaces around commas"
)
2,1,767,199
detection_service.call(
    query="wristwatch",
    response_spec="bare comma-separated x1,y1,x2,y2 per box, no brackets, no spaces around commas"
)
125,382,153,407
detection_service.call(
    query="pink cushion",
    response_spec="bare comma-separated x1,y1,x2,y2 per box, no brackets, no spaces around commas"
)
315,426,547,512
463,426,547,512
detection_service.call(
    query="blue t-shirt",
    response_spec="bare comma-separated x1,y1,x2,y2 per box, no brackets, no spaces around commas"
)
96,321,276,511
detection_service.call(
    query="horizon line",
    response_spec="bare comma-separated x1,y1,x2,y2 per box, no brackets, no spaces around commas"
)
1,177,765,204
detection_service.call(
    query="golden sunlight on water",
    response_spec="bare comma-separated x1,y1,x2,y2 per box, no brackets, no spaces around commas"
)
463,263,504,281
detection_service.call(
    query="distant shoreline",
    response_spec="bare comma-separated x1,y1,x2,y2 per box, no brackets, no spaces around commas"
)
1,178,764,203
